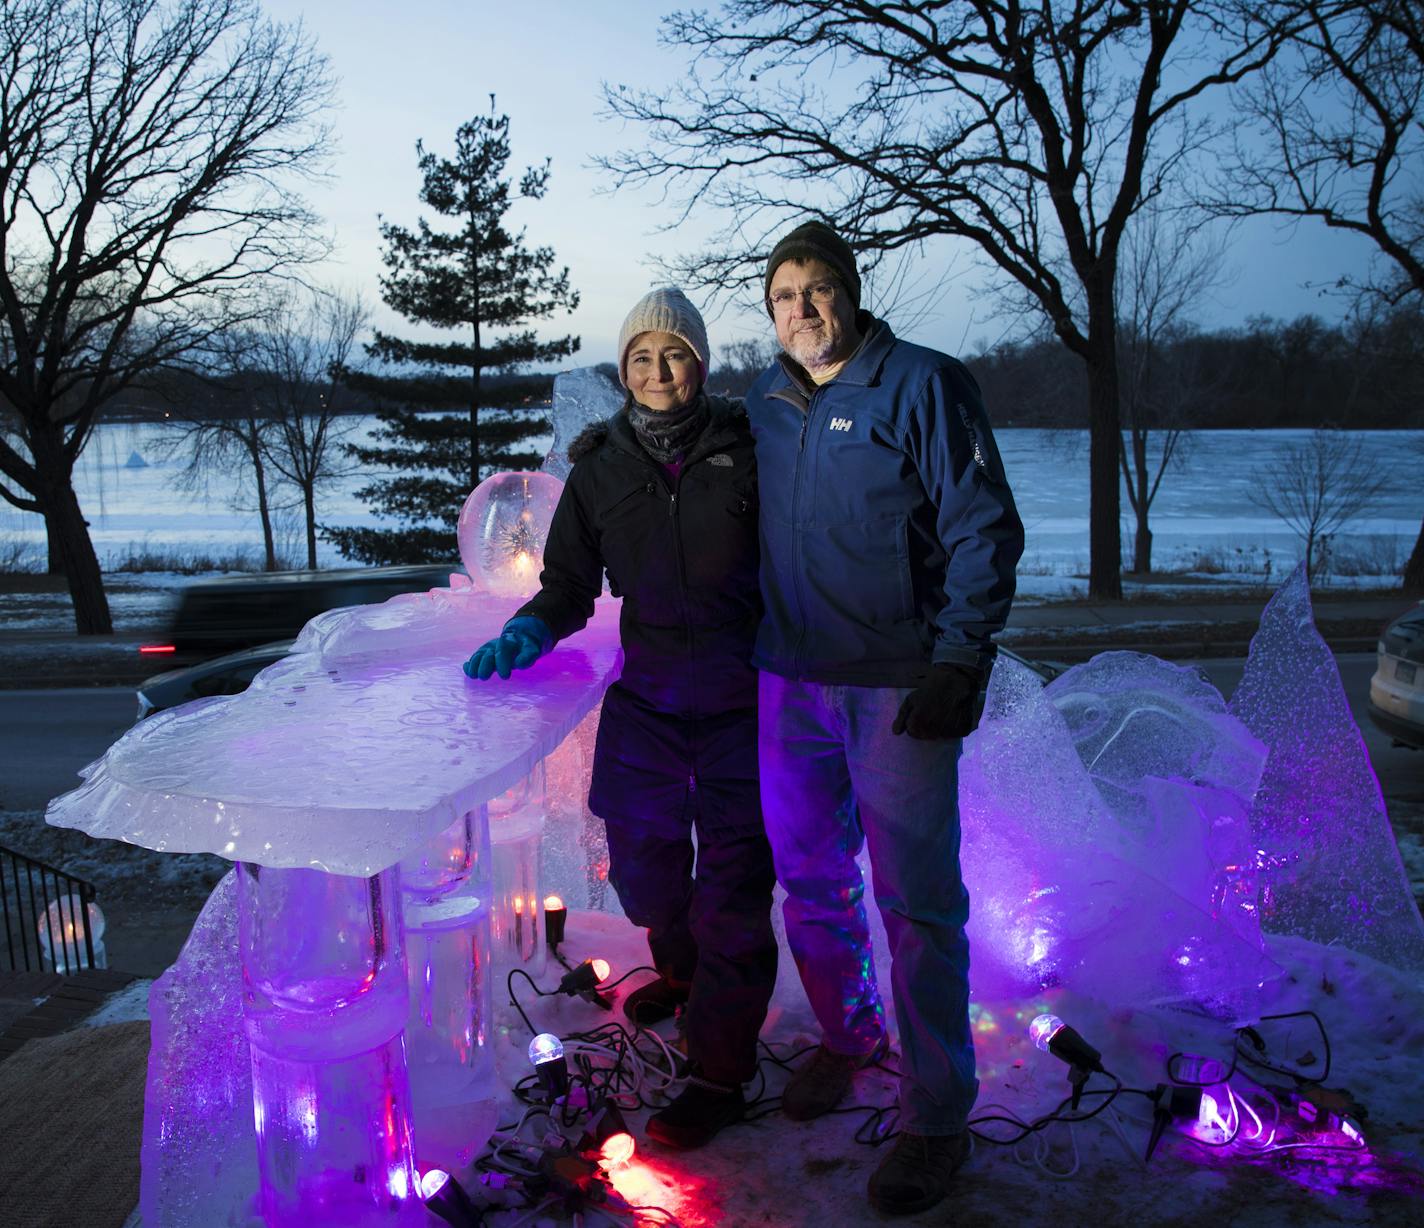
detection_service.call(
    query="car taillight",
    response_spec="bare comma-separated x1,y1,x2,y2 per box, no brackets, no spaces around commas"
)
139,644,176,654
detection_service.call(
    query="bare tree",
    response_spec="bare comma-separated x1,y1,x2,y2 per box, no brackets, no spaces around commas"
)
1248,429,1389,580
0,0,333,633
711,337,778,397
163,407,286,571
1117,208,1232,573
1217,0,1423,301
253,287,367,568
600,2,1293,599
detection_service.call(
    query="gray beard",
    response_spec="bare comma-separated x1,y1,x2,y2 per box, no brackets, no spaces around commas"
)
784,327,837,371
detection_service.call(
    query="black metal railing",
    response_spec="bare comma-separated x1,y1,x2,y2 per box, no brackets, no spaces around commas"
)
0,843,100,974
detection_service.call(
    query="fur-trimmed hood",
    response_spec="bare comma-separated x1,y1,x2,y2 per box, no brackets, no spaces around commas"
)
566,393,746,464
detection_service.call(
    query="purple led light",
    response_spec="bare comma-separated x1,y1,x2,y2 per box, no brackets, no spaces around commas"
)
528,1032,564,1065
1029,1013,1064,1053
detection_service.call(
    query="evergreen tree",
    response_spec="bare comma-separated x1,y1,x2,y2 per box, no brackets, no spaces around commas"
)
326,105,579,564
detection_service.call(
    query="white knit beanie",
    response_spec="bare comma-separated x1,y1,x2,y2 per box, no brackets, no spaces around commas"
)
616,288,710,388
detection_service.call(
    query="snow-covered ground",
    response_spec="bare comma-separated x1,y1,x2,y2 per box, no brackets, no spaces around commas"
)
87,899,1424,1227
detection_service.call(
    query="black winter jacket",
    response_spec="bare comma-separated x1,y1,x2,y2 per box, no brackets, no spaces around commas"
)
515,396,761,718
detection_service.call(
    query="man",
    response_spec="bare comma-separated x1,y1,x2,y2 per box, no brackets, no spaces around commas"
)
746,221,1023,1215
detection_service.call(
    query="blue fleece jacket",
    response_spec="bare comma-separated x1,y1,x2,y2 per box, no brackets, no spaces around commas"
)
746,314,1024,685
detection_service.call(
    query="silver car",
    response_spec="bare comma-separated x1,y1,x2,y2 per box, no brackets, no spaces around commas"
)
1369,601,1424,750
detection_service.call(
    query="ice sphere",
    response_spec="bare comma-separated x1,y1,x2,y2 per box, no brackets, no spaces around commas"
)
541,366,623,481
960,656,1280,1017
140,870,259,1227
457,470,563,597
46,592,624,877
1229,564,1424,970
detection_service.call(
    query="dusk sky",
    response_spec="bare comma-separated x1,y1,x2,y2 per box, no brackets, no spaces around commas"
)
267,0,1381,371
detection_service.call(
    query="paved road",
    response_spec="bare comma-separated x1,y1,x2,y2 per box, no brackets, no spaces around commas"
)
3,653,1419,815
0,686,137,811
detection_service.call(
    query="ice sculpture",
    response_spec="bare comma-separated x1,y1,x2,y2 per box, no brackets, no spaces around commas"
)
238,862,421,1226
140,871,258,1227
399,809,498,1169
457,470,563,597
48,468,624,1223
540,366,623,482
489,761,549,978
960,657,1282,1019
1229,564,1424,970
1044,653,1270,945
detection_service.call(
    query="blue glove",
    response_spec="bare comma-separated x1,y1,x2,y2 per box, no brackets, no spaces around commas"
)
463,616,554,681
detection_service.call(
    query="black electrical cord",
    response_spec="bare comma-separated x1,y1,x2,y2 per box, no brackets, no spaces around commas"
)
1233,1009,1332,1084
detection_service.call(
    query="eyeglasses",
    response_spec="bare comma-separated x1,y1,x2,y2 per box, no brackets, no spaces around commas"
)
767,281,839,311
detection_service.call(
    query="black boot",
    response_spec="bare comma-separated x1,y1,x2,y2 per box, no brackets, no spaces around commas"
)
645,1074,746,1149
622,976,690,1026
867,1130,971,1215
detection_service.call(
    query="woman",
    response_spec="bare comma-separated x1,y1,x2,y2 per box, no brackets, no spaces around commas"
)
463,288,776,1150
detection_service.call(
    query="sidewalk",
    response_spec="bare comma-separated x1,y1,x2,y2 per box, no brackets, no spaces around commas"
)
1001,591,1416,660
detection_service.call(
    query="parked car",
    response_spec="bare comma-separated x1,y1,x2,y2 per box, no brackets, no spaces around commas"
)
139,563,462,665
137,630,1062,721
1368,601,1424,750
136,639,295,720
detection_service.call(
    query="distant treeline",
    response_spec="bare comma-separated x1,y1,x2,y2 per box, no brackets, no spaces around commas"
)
95,367,555,423
77,307,1423,430
965,308,1424,429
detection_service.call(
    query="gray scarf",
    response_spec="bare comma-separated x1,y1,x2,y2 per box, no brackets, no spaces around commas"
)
625,393,711,464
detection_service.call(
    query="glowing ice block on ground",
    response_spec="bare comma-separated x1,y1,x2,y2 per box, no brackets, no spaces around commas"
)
960,655,1281,1018
1229,564,1424,970
139,871,258,1227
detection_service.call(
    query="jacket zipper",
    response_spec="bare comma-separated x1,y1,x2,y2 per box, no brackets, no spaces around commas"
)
791,387,819,676
664,465,700,786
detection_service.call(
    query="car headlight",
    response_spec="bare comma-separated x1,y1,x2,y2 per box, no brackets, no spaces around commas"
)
135,691,155,721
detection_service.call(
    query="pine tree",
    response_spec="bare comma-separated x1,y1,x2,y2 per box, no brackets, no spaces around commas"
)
326,105,579,564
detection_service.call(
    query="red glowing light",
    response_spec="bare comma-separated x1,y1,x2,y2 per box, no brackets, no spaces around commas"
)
600,1132,635,1166
139,644,176,654
591,958,611,982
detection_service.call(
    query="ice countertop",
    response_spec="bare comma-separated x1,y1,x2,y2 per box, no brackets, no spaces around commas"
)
46,587,624,877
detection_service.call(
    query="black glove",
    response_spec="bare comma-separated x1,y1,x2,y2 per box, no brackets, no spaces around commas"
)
891,663,984,740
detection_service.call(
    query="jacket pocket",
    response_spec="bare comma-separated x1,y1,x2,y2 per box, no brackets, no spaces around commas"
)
798,514,914,631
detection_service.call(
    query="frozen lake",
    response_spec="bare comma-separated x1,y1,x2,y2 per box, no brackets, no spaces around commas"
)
0,420,1418,583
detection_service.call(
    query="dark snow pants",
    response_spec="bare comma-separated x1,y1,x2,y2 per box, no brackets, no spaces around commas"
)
588,682,778,1086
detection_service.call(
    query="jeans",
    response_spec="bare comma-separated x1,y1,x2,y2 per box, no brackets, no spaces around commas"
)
758,671,977,1134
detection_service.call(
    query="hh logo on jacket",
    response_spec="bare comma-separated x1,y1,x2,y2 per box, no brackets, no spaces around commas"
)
828,417,853,432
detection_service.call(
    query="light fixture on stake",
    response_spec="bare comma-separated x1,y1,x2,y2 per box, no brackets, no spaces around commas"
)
1146,1083,1211,1162
419,1168,482,1227
558,957,610,996
1029,1013,1106,1110
529,1032,570,1101
579,1100,636,1169
544,895,567,949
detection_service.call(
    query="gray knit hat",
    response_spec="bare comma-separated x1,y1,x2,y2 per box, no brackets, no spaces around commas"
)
763,221,862,316
616,288,710,388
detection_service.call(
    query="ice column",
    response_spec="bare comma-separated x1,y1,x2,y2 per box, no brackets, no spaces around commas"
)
399,808,498,1168
489,761,548,975
236,863,422,1227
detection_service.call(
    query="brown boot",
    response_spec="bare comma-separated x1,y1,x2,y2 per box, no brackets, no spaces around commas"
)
867,1130,971,1215
780,1037,888,1121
